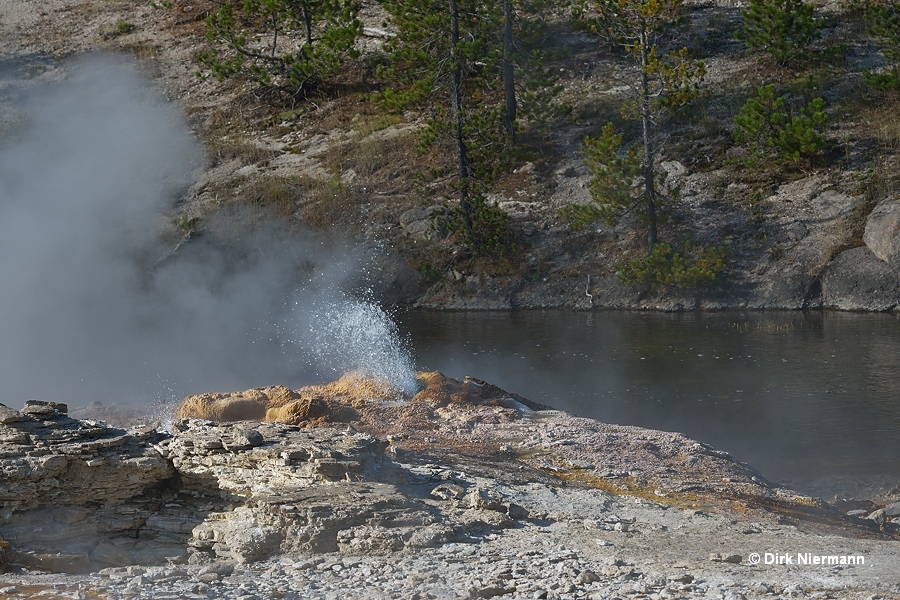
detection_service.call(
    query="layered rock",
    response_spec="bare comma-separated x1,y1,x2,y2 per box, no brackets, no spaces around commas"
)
163,419,388,498
0,374,894,577
0,400,172,516
0,401,177,572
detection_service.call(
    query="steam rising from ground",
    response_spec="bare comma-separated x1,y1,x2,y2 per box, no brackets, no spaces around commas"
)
0,54,416,408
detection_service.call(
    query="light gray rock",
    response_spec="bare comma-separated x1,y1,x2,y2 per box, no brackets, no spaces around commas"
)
399,206,445,242
431,483,465,501
0,408,173,520
883,500,900,517
198,562,235,577
867,508,887,525
0,404,23,424
336,526,404,554
466,488,504,511
864,198,900,265
820,246,900,311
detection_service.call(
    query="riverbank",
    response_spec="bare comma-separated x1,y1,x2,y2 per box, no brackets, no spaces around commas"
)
1,374,899,599
2,0,900,313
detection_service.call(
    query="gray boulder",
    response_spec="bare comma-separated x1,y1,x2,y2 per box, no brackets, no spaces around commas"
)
864,198,900,266
884,500,900,517
819,247,900,311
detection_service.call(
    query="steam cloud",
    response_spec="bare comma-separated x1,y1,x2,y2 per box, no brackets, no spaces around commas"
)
0,54,416,409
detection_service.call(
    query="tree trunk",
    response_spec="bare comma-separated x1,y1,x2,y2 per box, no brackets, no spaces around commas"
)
503,0,517,145
639,21,658,252
301,5,313,46
450,0,472,227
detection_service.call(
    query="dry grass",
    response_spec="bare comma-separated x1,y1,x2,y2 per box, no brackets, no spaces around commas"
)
866,100,900,153
223,173,363,227
297,175,361,227
323,132,413,179
206,133,276,166
241,174,298,217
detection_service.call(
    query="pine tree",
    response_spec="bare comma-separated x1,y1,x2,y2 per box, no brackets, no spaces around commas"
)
861,0,900,88
733,84,829,162
197,0,362,101
379,0,562,255
737,0,823,67
576,0,705,251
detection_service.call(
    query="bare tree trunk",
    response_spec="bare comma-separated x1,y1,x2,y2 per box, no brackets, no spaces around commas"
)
301,5,313,46
503,0,517,145
450,0,472,227
639,21,658,252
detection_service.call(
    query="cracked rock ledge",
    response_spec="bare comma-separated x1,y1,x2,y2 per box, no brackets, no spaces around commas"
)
0,373,899,600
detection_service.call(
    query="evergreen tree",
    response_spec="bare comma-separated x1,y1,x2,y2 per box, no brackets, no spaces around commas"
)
379,0,562,255
861,0,900,88
733,84,829,162
737,0,823,67
499,0,567,145
197,0,362,101
575,0,705,251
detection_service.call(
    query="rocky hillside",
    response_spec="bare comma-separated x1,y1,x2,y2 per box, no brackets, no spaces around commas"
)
1,375,900,599
2,0,900,311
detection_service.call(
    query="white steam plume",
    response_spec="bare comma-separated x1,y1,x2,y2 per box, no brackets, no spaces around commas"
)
0,53,417,408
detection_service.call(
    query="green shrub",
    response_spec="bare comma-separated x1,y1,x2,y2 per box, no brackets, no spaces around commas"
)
102,20,135,39
619,243,729,289
559,123,652,231
861,0,900,89
733,84,829,161
196,0,361,101
737,0,823,66
558,203,605,231
447,195,516,259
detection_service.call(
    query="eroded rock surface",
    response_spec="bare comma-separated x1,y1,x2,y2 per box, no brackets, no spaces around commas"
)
0,401,172,515
864,198,900,266
1,375,899,599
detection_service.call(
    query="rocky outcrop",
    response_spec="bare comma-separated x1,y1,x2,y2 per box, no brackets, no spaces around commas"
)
864,198,900,266
0,401,172,516
820,246,900,310
163,419,388,499
0,401,177,572
176,386,301,422
178,371,547,427
1,374,897,582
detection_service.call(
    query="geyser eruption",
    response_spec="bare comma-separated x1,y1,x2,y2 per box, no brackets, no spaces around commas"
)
0,53,418,408
288,292,419,397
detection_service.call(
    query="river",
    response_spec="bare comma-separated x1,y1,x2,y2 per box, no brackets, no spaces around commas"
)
398,309,900,499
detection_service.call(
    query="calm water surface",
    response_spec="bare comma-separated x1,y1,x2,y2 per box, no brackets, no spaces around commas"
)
397,310,900,495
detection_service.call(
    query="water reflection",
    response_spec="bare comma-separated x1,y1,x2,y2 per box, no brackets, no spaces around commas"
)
398,310,900,495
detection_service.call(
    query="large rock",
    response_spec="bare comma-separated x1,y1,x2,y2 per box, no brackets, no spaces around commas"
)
412,372,547,410
0,403,173,517
163,419,388,496
176,372,547,429
177,375,401,425
0,402,178,572
264,396,358,425
820,246,900,310
864,198,900,266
